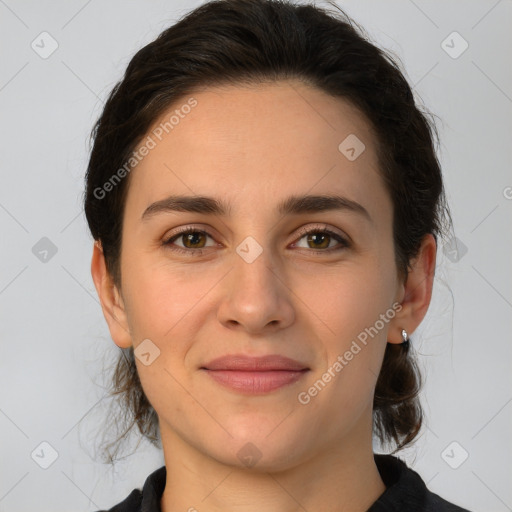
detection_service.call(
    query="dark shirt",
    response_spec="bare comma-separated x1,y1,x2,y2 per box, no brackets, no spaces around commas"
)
97,454,471,511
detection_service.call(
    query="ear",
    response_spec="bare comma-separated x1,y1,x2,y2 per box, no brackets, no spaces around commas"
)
388,233,437,344
90,241,133,349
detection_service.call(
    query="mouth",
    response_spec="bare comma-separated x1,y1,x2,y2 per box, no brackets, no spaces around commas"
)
200,354,310,394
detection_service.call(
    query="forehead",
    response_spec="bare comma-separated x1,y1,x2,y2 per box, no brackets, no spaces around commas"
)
124,80,388,222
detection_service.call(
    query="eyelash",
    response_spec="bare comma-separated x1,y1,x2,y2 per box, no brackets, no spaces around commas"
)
162,225,350,257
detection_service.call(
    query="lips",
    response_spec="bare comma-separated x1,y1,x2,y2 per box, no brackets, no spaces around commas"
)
202,354,309,371
200,354,310,394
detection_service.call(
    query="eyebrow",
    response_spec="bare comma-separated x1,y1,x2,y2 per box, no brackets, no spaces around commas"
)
141,194,372,222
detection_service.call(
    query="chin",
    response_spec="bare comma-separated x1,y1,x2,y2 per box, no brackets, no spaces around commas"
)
208,430,308,473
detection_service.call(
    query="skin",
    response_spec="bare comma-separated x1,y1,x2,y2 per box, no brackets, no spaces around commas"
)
91,80,436,512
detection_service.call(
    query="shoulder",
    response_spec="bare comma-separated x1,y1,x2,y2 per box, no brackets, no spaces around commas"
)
94,466,166,512
370,454,472,512
95,489,143,512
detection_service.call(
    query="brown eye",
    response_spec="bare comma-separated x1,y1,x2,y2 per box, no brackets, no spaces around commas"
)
180,231,208,249
163,228,216,255
293,227,350,253
305,232,331,249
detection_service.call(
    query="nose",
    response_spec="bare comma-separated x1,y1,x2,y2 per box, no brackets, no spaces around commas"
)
216,240,295,335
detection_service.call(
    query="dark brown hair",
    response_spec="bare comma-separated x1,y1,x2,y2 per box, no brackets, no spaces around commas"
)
84,0,452,462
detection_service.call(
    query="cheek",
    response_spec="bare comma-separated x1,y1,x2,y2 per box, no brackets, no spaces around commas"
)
306,260,396,339
122,257,217,340
302,256,396,389
298,268,393,435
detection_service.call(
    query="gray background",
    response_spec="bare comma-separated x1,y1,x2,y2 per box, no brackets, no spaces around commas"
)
1,0,511,511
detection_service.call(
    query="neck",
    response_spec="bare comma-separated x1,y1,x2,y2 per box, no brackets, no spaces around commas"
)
159,414,386,512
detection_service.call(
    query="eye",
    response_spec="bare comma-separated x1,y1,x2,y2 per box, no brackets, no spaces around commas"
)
162,227,217,256
292,225,350,253
162,224,350,256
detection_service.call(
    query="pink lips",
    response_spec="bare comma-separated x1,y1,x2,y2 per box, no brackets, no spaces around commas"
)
201,354,309,394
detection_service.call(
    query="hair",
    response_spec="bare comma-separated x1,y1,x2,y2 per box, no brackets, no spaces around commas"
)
84,0,453,462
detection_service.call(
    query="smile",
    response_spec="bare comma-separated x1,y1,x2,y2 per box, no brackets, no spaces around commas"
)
200,353,310,394
201,369,309,394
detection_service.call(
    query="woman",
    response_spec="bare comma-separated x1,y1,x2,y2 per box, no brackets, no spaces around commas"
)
85,0,470,510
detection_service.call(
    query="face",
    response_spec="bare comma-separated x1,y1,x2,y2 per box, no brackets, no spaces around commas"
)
107,80,408,471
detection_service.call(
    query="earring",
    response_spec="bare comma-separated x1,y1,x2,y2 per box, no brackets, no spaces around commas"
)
401,329,410,348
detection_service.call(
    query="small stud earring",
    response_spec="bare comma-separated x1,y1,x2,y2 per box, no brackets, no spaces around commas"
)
401,329,410,348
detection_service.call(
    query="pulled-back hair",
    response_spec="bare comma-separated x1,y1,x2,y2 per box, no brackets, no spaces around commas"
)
84,0,452,462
